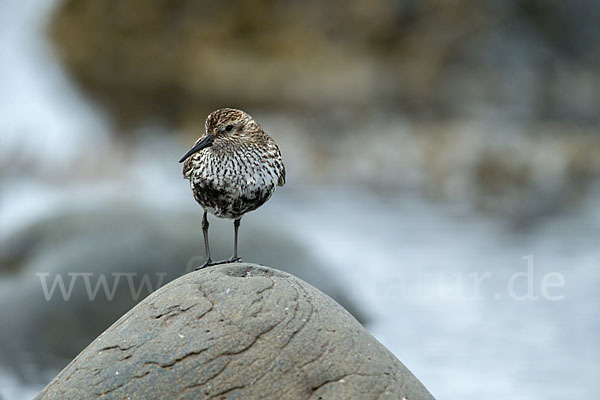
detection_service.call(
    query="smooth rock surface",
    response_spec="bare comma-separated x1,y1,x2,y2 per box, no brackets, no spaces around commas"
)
35,263,434,400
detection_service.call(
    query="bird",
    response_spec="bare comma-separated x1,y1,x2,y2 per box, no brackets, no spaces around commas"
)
179,108,286,270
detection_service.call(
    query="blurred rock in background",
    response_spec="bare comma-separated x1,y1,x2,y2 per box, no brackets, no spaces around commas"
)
48,0,600,128
44,0,600,217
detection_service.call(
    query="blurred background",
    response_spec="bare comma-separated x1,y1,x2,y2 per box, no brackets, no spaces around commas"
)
1,0,599,398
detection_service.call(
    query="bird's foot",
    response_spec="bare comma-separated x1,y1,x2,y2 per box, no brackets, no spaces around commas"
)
194,259,213,271
213,256,243,265
194,257,242,271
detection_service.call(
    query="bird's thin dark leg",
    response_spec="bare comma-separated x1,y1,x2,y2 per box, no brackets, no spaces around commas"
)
208,218,243,266
230,218,242,262
195,210,212,270
202,211,212,262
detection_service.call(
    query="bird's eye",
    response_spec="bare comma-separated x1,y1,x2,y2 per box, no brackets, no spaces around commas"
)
225,125,233,132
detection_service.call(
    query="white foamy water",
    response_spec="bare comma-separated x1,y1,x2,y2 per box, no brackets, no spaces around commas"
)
0,370,41,400
0,1,106,397
273,188,600,399
0,0,107,170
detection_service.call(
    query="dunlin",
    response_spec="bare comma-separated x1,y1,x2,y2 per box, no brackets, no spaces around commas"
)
179,108,286,269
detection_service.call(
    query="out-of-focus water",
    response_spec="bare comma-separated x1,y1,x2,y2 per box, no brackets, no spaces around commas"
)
1,1,599,399
0,0,107,171
0,366,44,400
273,188,600,399
3,183,599,399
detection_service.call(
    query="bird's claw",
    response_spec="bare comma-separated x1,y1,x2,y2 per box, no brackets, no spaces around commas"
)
209,257,243,266
194,259,213,271
194,257,242,271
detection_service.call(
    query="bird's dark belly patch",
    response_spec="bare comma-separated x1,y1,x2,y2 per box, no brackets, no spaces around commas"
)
192,181,273,219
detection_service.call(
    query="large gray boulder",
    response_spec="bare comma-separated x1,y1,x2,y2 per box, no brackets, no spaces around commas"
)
35,263,434,399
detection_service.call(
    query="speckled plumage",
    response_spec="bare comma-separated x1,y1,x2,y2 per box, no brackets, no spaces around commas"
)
182,108,285,218
179,108,285,268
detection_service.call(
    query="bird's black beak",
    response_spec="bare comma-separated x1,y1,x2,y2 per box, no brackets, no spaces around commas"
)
178,135,213,163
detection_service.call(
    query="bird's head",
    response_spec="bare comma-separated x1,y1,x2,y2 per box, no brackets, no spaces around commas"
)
179,108,261,163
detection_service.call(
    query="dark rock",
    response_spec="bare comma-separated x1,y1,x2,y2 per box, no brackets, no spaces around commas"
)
35,263,434,399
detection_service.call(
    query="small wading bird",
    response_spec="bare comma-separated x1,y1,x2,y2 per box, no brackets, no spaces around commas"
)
179,108,286,270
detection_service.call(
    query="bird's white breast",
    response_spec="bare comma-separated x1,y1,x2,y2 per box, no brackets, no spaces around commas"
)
186,145,283,218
